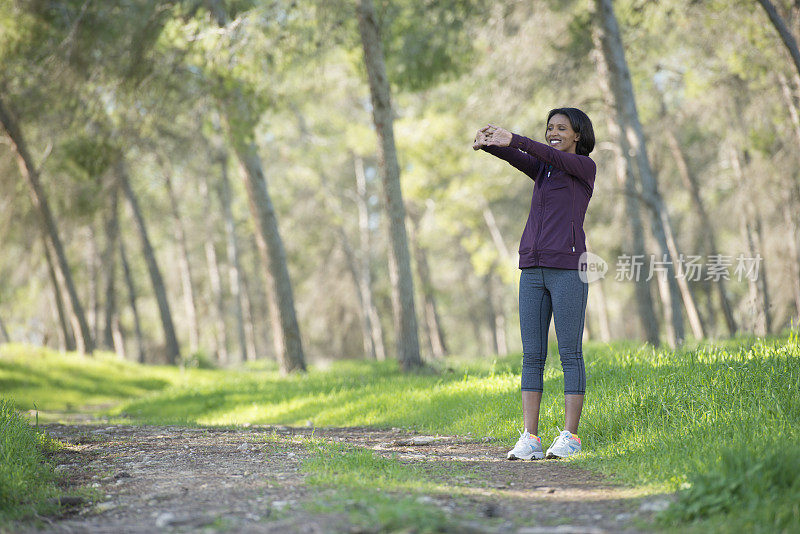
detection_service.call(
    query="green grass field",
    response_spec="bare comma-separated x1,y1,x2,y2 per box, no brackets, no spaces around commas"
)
2,333,799,531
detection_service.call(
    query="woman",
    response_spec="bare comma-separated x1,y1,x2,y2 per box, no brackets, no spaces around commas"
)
473,108,596,460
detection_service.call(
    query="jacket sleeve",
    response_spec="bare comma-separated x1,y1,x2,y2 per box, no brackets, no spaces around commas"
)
508,133,596,190
480,144,544,181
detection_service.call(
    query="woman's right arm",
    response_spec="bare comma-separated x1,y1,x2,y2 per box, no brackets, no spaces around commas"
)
480,145,543,181
473,126,543,180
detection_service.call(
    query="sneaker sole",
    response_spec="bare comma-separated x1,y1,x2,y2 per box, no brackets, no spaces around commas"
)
507,452,545,461
545,450,580,459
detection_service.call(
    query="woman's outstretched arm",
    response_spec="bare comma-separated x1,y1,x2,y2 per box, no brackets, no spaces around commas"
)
507,133,595,190
473,125,543,180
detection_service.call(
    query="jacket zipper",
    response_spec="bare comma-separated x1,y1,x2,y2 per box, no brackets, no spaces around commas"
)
570,177,576,252
534,166,551,261
571,221,575,252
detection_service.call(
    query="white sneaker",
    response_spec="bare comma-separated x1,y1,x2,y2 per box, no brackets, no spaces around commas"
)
507,429,544,460
546,429,582,459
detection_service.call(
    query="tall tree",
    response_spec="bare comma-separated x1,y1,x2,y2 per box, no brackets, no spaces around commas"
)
354,155,387,361
663,124,738,336
119,234,145,363
409,213,448,359
0,96,95,353
223,98,306,373
757,0,800,79
161,159,201,354
591,32,661,345
201,2,306,373
117,159,181,364
200,176,230,365
216,150,251,362
730,148,772,335
101,180,121,351
595,0,688,346
0,314,8,344
356,0,422,369
41,235,76,352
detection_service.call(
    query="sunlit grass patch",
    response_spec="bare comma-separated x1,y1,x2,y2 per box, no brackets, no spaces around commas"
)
0,399,60,522
301,437,466,491
0,343,218,416
298,437,485,532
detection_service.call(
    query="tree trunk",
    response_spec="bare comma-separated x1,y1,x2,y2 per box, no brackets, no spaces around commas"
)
111,314,126,360
117,160,181,364
596,0,685,346
776,74,800,322
752,211,773,334
87,229,99,343
200,177,230,366
244,232,282,361
0,314,9,343
591,31,660,345
224,109,305,373
758,0,800,79
482,206,513,264
730,148,770,336
163,164,201,354
484,271,507,356
653,254,677,346
593,277,612,342
355,155,387,361
101,180,121,351
42,236,76,351
784,202,800,322
664,128,737,336
216,152,251,362
0,95,94,353
357,0,422,370
119,235,145,363
292,107,384,362
238,266,260,360
409,215,447,358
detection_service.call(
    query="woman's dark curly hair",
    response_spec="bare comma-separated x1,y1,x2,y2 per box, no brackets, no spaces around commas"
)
546,108,595,156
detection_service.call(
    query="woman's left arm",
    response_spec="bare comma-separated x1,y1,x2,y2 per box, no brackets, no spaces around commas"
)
508,134,596,190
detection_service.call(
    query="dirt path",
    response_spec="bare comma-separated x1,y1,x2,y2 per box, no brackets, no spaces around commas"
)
20,424,669,533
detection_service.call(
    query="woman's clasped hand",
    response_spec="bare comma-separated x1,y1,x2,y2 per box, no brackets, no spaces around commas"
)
472,124,513,150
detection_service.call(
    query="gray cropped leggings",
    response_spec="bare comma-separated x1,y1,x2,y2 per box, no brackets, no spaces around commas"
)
519,267,588,394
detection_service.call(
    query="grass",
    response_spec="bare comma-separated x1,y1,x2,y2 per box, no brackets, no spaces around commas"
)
0,343,217,417
0,399,60,523
297,436,485,532
2,331,799,531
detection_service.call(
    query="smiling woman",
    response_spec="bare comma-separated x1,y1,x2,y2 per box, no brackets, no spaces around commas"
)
472,108,596,461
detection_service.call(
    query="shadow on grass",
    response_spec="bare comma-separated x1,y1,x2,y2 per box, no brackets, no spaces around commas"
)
0,347,173,412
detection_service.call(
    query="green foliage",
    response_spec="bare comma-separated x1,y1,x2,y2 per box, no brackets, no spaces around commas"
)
377,0,489,91
0,399,59,522
58,135,118,179
661,447,800,532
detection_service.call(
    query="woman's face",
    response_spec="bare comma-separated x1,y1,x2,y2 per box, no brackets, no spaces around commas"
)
546,114,579,154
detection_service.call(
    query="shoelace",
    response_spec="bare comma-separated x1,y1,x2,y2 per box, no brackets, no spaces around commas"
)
552,427,570,447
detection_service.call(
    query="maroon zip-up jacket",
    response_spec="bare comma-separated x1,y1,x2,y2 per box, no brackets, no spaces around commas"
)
482,133,596,270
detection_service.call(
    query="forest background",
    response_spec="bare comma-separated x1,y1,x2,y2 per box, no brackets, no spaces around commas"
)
2,0,799,373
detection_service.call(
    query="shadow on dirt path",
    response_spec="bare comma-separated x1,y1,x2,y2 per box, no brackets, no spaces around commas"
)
17,424,670,533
